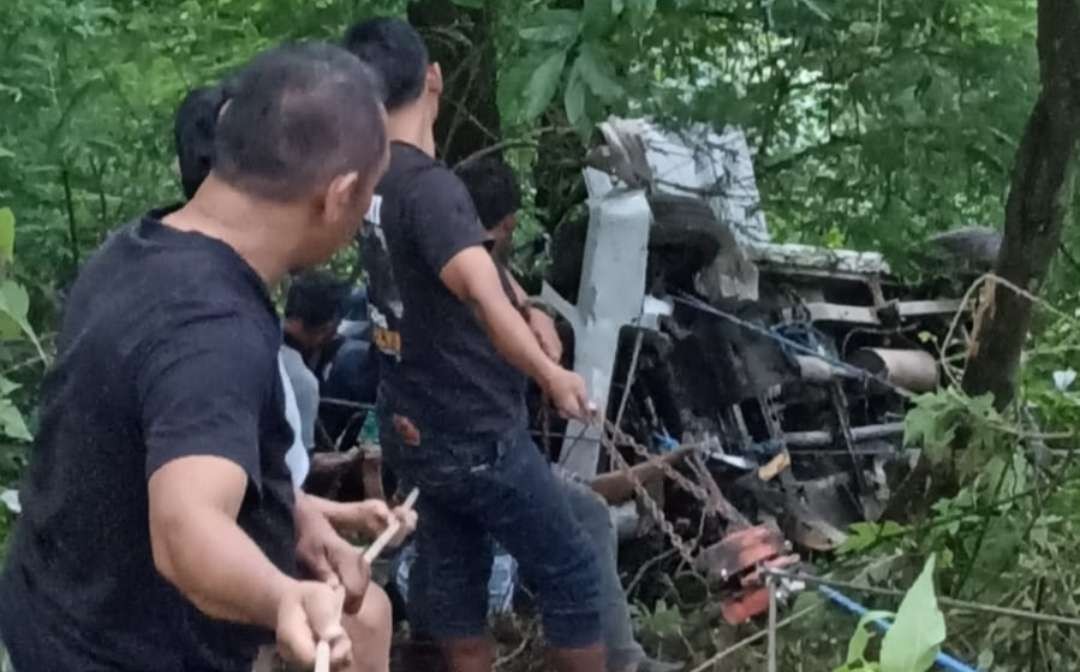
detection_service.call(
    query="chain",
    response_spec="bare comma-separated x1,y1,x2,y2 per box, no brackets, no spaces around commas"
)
598,427,700,566
592,324,717,566
603,418,715,511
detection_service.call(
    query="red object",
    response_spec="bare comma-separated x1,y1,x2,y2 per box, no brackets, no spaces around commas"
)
721,587,771,625
701,524,803,624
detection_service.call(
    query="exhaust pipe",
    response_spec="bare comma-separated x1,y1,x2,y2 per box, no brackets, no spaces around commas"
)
846,348,940,393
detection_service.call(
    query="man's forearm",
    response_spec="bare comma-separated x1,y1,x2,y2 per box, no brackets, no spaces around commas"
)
152,505,293,629
440,247,581,413
469,292,560,386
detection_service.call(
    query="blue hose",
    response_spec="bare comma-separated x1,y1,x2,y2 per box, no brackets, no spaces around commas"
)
817,585,979,672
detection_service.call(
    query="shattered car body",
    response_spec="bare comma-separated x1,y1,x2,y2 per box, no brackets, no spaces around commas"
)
541,117,973,622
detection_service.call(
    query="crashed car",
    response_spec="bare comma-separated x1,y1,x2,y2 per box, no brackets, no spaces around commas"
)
537,117,984,622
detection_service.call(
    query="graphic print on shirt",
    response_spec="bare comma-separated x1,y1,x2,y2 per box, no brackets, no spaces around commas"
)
361,194,403,360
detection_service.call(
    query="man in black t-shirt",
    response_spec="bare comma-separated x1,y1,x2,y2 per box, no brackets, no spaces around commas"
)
457,159,682,672
172,78,410,672
0,44,389,672
346,19,604,672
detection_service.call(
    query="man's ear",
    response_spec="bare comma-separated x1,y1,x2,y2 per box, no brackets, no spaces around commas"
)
323,172,361,225
427,63,444,96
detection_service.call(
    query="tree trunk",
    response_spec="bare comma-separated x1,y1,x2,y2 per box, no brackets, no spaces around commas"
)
407,0,502,165
962,0,1080,408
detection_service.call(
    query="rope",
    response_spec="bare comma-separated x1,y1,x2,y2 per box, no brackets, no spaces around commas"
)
940,272,1080,389
763,569,1080,629
672,293,914,399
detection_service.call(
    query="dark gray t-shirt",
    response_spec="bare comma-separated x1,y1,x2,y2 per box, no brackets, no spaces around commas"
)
0,211,296,672
370,142,526,435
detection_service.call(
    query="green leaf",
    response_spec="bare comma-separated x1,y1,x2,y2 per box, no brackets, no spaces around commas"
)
634,598,684,639
0,280,31,342
524,50,568,122
583,0,617,38
845,610,893,664
519,9,582,44
0,147,14,160
450,0,485,8
564,68,588,133
880,555,946,672
0,400,31,442
0,208,13,262
0,376,19,397
838,521,908,555
903,392,957,464
575,43,625,101
500,49,569,124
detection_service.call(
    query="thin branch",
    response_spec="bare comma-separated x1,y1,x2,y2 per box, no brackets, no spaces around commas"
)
443,54,483,159
1059,243,1080,273
453,126,574,171
625,548,677,598
439,95,500,144
760,135,861,174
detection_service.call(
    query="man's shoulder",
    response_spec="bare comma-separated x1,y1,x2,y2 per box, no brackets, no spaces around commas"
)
409,162,464,194
138,301,280,384
383,147,460,196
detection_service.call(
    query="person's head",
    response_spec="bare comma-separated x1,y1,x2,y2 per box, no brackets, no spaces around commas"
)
284,270,351,354
457,157,521,263
199,42,389,270
174,84,229,200
343,17,442,120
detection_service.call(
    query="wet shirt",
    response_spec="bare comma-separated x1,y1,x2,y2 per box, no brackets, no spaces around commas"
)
0,211,296,672
366,142,526,435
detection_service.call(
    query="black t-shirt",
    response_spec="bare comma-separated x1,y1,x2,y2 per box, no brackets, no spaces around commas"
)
369,142,526,435
0,211,296,672
319,338,378,449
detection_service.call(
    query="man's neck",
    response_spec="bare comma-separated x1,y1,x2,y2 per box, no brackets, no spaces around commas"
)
386,103,436,158
164,176,302,286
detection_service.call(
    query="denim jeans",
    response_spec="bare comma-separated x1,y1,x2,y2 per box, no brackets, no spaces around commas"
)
554,472,646,671
380,405,602,649
393,455,646,669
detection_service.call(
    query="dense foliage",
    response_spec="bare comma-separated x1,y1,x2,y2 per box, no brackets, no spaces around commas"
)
1,0,1078,667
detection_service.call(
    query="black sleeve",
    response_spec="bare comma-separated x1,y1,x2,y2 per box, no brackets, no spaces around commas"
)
407,168,491,274
137,312,275,485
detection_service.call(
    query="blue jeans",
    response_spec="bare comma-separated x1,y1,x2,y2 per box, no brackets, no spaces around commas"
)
554,473,645,671
400,473,646,670
380,407,602,649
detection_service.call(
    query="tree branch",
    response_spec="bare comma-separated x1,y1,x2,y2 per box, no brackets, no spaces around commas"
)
453,126,574,171
760,135,860,174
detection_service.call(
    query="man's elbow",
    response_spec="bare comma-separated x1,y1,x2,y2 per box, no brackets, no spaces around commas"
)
149,510,184,586
149,511,219,616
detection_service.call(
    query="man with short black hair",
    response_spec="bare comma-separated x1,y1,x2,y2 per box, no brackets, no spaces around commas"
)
346,18,604,672
283,270,351,451
0,42,390,672
285,271,351,360
456,157,521,264
173,74,405,672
